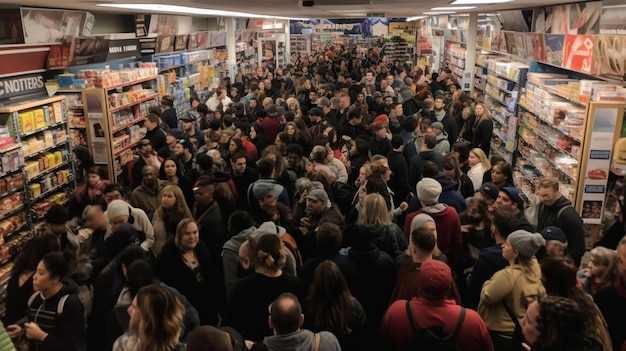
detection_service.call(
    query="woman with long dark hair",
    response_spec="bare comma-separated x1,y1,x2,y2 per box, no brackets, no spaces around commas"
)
159,157,194,208
305,261,365,351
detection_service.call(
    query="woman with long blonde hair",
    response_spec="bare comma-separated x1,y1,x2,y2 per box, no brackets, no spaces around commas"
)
113,284,185,351
356,193,407,259
151,185,193,256
471,102,494,155
467,147,491,190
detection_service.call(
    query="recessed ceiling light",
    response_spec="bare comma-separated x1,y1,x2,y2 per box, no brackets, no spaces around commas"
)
431,6,476,10
406,16,427,21
97,3,307,19
451,0,512,4
423,11,456,14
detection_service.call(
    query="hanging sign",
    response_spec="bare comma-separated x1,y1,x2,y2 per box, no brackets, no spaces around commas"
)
0,74,45,100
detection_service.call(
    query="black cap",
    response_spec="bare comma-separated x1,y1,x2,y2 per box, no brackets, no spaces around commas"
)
196,152,213,171
309,107,323,117
477,182,499,200
180,111,198,122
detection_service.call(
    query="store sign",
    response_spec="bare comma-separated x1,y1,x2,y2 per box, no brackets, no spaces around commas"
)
579,103,625,224
0,74,45,100
106,39,140,61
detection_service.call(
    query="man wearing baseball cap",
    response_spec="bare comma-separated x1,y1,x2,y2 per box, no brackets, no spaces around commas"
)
180,111,204,148
493,187,534,232
474,182,499,207
294,189,344,261
250,182,293,229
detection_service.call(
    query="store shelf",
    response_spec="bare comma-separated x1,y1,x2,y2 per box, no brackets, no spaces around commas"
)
158,58,208,73
0,144,21,154
518,103,583,143
485,92,508,107
28,161,70,181
104,75,159,91
488,83,515,96
0,204,24,222
446,61,465,70
491,112,507,126
109,93,160,113
113,139,141,157
526,82,586,108
520,120,580,160
112,115,146,133
30,179,73,203
24,142,67,159
0,95,66,114
20,120,68,139
518,136,577,182
487,70,520,83
0,188,23,202
2,223,28,244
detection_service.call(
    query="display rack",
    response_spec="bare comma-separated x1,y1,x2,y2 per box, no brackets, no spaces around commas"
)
58,90,87,148
479,58,528,164
80,66,159,180
290,35,311,57
384,37,414,65
444,42,467,89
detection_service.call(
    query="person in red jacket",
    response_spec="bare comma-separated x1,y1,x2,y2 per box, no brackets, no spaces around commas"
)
257,104,283,144
378,259,494,351
404,177,463,268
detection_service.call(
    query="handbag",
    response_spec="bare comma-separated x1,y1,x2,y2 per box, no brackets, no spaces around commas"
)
502,301,526,351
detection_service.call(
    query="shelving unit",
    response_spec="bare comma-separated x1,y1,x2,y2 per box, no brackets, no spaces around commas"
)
444,42,467,90
480,58,528,164
290,35,311,57
80,65,159,180
0,94,76,304
384,37,414,65
514,72,588,205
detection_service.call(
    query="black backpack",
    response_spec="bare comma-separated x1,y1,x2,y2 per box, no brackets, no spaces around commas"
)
406,301,466,351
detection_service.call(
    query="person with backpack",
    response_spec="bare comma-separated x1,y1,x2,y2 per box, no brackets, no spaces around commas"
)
379,259,493,351
7,251,86,351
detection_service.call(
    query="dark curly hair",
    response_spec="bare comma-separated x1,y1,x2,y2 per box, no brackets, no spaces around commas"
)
534,296,599,351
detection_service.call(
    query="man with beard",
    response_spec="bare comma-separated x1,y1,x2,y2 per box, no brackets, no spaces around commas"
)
429,96,458,144
129,164,167,219
230,152,258,212
180,112,205,148
130,139,161,189
174,137,195,176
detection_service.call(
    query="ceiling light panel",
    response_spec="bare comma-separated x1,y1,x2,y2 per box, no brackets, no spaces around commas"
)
431,6,476,10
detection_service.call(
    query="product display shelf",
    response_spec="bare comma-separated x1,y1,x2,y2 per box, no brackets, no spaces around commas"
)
517,127,577,182
290,35,311,56
0,95,75,284
56,90,88,148
80,66,158,181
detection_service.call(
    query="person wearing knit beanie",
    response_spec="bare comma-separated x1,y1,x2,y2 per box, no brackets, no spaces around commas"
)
507,230,546,259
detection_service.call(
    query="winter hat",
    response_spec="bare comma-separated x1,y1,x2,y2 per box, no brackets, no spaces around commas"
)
417,178,442,206
501,187,523,210
404,77,413,86
373,91,383,98
508,230,546,258
317,97,331,107
418,259,453,300
431,122,445,132
373,114,388,125
540,226,567,243
409,213,436,236
253,182,283,200
107,200,132,220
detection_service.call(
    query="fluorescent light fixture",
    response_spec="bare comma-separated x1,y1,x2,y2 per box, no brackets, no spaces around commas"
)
97,3,307,19
406,16,427,21
431,6,476,10
423,11,456,14
451,0,512,4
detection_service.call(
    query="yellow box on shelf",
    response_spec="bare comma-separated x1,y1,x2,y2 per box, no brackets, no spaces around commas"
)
18,111,35,134
33,109,46,130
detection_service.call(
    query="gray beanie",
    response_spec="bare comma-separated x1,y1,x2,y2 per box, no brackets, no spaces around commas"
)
508,230,546,258
417,178,442,206
107,200,131,220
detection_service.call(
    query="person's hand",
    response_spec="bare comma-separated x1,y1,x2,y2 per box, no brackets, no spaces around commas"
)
521,342,531,351
399,202,408,211
299,217,311,229
24,322,47,341
299,189,308,204
6,324,22,339
461,224,474,233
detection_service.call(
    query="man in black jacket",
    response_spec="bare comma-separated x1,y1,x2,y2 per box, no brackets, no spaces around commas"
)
387,135,411,206
429,96,458,144
536,177,585,267
193,177,226,263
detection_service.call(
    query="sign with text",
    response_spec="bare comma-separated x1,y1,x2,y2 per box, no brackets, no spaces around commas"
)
0,74,45,100
106,38,140,61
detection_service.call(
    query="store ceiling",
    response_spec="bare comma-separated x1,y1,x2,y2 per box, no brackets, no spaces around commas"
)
0,0,617,18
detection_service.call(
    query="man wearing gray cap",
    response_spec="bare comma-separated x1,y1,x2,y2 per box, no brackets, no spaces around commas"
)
294,189,344,261
250,182,294,234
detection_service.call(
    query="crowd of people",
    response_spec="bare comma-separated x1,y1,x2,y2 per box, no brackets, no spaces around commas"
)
2,45,625,351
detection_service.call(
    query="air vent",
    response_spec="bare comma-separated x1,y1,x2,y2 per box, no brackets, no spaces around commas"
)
367,12,386,17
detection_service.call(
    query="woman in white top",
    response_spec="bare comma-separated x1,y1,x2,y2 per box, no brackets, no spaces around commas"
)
467,148,491,191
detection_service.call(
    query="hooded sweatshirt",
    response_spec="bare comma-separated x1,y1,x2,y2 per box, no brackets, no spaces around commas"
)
404,204,462,268
407,173,467,214
259,330,341,351
26,283,86,351
222,226,257,297
433,131,450,155
537,195,585,266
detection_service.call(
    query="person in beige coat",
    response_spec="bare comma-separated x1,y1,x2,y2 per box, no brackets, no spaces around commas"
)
478,230,546,351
